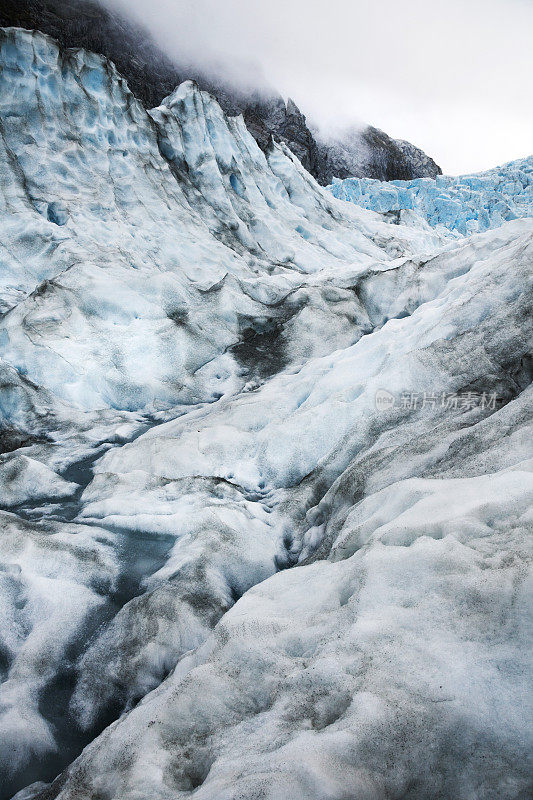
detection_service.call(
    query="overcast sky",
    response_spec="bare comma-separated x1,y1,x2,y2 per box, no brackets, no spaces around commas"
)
109,0,532,174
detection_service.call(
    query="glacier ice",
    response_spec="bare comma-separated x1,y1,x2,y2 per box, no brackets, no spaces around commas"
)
31,449,532,800
0,512,119,795
329,155,533,235
0,25,531,800
0,28,449,417
0,454,78,508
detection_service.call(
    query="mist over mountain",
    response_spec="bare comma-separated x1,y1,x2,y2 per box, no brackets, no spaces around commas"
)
0,0,441,183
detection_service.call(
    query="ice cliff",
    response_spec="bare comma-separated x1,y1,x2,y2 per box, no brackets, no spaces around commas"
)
329,156,533,234
0,27,531,800
0,0,442,185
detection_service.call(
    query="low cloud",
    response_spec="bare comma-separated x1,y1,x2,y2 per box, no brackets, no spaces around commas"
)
105,0,533,173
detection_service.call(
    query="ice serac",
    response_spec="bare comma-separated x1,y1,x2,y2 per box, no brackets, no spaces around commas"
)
0,25,531,800
330,155,533,234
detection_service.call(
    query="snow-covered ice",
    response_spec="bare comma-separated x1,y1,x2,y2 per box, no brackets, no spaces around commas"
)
0,25,531,800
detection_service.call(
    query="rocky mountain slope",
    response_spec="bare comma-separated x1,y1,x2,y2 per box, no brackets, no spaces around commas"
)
0,0,442,184
0,25,531,800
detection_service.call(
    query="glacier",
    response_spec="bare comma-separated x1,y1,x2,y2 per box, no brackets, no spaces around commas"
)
0,26,531,800
329,156,533,235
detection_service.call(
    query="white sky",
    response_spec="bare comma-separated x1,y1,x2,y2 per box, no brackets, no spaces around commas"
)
109,0,533,174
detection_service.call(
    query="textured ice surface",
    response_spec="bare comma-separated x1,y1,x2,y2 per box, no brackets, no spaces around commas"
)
329,156,533,234
21,386,533,800
0,26,532,800
0,28,446,416
47,471,533,800
0,512,119,797
17,218,531,800
0,454,77,508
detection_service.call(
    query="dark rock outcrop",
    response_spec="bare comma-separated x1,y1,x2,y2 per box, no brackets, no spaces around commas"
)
314,125,442,182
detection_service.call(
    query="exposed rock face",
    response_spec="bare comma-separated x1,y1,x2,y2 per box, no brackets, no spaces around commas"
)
315,124,442,182
396,137,443,177
0,0,441,184
241,96,325,180
0,23,531,800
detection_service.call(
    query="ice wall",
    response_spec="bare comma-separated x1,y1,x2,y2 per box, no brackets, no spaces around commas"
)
329,156,533,234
